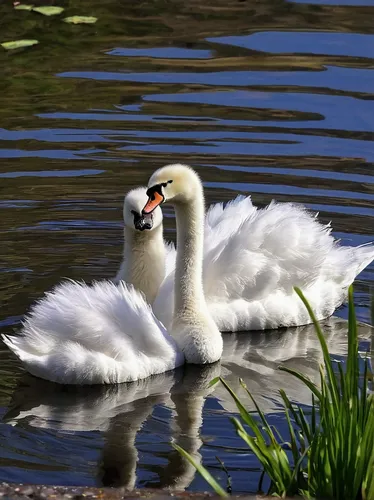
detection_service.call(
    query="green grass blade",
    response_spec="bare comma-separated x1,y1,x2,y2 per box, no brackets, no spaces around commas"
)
280,389,312,444
173,444,228,497
215,456,232,494
219,378,264,441
279,366,322,401
240,378,279,446
284,405,300,466
208,376,221,388
347,285,359,399
294,287,340,408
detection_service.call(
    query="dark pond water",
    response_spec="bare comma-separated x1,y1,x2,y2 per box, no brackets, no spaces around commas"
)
0,0,373,494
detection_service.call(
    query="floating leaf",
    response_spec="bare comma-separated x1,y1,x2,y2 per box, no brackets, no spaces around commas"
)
1,39,39,50
32,6,64,16
14,4,34,10
63,16,97,24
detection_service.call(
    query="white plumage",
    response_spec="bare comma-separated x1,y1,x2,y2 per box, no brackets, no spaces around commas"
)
3,185,186,385
2,165,373,385
2,165,224,384
154,195,374,331
3,281,184,385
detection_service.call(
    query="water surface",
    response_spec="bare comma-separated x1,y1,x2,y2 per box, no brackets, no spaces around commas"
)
0,0,373,493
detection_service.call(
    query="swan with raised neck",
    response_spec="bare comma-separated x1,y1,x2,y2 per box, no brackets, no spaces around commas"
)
115,187,165,304
143,163,223,364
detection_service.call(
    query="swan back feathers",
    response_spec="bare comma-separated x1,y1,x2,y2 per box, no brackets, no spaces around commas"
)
4,280,184,384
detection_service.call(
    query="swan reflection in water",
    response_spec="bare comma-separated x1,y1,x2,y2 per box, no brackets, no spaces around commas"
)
3,317,372,490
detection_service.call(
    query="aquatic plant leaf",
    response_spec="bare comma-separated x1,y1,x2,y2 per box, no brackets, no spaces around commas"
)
14,4,34,10
1,39,39,50
32,6,64,15
294,287,340,409
208,376,220,387
172,444,228,497
63,16,97,24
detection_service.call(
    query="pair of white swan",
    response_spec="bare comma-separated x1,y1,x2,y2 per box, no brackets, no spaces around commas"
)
2,164,374,385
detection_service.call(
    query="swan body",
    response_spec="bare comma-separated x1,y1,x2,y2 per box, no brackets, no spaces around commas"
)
141,188,374,331
2,281,184,384
2,188,183,384
2,165,222,384
203,200,374,331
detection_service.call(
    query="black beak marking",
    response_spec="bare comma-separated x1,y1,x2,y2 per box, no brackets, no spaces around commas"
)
132,210,153,231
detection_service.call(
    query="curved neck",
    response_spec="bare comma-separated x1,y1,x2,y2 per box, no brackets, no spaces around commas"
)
123,224,165,303
124,224,164,264
174,186,206,316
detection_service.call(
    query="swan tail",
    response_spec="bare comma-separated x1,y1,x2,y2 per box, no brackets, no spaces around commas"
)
2,336,119,384
3,334,184,385
3,329,59,367
2,333,45,365
352,243,374,277
2,334,24,360
330,243,374,289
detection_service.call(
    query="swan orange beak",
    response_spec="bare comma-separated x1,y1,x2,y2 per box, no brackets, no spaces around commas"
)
142,191,164,214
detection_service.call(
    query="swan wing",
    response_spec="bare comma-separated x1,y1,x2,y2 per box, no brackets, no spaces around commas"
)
204,201,374,330
154,198,374,332
3,280,184,385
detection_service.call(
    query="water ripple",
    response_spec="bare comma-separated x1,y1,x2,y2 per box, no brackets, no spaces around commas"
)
57,66,374,94
207,32,374,59
0,3,373,491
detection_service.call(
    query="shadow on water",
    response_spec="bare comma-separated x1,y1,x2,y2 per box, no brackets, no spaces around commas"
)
0,0,373,493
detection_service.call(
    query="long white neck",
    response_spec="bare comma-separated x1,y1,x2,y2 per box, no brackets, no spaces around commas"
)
174,184,206,317
118,225,165,304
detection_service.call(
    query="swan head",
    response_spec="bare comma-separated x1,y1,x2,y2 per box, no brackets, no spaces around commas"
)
124,187,163,232
142,164,202,214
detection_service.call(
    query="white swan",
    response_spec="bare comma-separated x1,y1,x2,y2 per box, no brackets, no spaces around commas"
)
114,187,175,303
137,169,373,331
2,164,222,384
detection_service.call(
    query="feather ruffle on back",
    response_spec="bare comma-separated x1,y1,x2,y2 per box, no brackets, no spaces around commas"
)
154,196,374,331
3,281,184,385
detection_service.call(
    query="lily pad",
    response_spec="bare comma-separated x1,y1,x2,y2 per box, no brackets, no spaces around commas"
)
1,39,39,50
14,4,34,10
32,6,64,16
63,15,97,24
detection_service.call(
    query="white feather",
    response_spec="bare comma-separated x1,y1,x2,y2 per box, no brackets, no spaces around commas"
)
2,281,184,385
3,167,373,385
1,166,224,385
154,196,374,331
